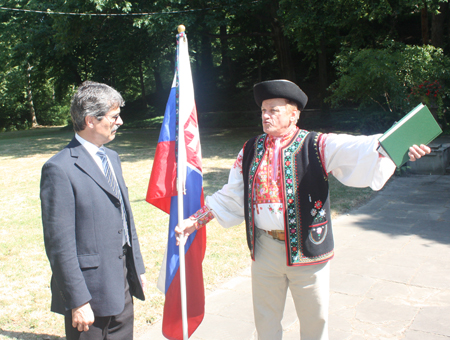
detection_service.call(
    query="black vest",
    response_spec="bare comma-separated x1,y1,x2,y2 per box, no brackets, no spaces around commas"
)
242,130,334,266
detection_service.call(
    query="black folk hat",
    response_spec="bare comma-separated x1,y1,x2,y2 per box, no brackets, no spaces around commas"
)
253,79,308,109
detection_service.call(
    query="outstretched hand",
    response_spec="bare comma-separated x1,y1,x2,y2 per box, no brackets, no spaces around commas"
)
175,218,197,246
408,144,431,161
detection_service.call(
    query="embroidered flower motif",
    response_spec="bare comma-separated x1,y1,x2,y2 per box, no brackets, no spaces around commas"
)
311,208,317,216
287,178,292,184
288,199,294,204
285,161,291,166
314,200,323,209
291,228,296,233
319,209,326,217
233,153,243,170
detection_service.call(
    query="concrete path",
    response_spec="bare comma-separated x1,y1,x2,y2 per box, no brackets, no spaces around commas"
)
137,175,450,339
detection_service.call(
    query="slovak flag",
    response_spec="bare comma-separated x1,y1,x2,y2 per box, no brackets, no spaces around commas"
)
146,30,206,340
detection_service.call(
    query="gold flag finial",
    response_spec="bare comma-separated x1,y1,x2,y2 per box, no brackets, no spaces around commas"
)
177,25,186,33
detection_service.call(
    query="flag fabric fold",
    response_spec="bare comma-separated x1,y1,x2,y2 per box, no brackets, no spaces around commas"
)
146,30,206,340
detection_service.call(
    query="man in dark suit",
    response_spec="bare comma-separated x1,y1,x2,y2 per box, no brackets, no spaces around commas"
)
41,81,146,340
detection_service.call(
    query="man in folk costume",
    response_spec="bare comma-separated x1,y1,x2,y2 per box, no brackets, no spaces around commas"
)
176,79,430,339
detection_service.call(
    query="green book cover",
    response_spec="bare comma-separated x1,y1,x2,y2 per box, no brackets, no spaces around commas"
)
378,103,442,167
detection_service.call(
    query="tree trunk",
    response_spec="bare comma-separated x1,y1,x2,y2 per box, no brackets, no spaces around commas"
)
139,61,147,109
257,44,262,83
153,69,165,113
220,25,234,88
27,64,38,127
421,3,429,45
200,34,214,90
197,33,215,111
270,2,296,82
431,2,448,48
154,69,163,94
318,38,329,113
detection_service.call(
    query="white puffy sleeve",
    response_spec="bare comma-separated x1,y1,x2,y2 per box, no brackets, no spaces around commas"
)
320,133,396,191
205,149,246,228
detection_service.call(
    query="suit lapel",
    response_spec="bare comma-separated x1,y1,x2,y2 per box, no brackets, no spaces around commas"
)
68,138,118,200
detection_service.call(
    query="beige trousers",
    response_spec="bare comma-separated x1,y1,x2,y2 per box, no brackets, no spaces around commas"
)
251,228,330,340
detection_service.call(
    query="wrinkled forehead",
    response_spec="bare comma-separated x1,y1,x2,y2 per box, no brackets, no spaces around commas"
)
261,97,290,108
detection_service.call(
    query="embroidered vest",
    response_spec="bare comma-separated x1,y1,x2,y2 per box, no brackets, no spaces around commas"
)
242,130,334,266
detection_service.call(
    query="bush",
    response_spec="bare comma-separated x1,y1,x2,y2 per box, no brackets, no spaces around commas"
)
328,43,450,129
37,104,71,126
0,66,31,131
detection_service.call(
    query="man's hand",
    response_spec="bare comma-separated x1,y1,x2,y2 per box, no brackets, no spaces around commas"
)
72,302,95,332
175,218,197,246
140,274,147,292
408,144,431,161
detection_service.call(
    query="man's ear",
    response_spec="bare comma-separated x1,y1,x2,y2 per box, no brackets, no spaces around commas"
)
85,115,94,128
290,110,298,121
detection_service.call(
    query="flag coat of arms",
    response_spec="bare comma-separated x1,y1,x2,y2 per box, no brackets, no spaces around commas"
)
146,29,206,340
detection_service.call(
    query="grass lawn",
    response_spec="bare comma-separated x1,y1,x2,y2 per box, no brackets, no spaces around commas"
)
0,126,375,339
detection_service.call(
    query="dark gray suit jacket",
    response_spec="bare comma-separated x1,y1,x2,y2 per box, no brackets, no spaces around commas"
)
40,137,145,317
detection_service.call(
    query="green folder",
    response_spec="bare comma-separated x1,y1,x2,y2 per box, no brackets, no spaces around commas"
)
378,103,442,167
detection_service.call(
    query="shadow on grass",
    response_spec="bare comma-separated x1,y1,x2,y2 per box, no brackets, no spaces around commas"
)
0,329,63,340
0,126,262,164
202,167,234,196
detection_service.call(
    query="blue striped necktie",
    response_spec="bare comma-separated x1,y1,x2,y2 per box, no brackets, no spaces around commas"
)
96,147,130,246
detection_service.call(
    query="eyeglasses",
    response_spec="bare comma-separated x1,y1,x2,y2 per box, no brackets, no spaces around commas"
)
104,114,121,123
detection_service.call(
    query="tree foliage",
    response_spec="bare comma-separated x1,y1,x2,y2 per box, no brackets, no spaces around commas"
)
328,43,450,129
0,0,450,131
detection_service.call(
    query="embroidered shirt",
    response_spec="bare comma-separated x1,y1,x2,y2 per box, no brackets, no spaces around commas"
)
252,126,299,230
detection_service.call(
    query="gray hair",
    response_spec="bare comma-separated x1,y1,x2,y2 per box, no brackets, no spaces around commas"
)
286,99,300,124
70,81,125,132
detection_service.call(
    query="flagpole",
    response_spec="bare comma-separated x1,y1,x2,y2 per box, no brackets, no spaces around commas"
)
177,179,188,340
176,24,189,340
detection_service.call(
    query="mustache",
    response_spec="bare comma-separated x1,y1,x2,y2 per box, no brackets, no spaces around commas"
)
112,126,119,132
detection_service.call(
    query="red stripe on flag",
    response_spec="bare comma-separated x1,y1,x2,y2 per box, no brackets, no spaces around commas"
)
184,107,202,172
146,140,177,214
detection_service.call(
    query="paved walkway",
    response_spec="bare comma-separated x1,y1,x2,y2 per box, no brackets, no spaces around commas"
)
137,175,450,339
